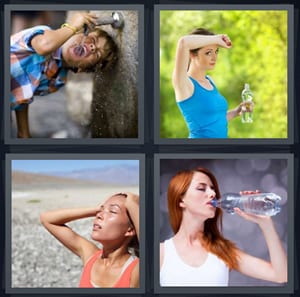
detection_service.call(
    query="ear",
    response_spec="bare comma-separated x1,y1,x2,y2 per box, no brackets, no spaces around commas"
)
179,199,186,209
189,50,198,59
125,226,136,237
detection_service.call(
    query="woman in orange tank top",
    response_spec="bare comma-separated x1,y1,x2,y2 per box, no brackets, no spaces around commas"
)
40,192,139,287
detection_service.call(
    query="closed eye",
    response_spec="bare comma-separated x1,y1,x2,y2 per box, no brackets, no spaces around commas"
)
197,187,206,191
109,204,121,214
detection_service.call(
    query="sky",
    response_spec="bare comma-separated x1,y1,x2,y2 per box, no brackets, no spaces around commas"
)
11,159,139,173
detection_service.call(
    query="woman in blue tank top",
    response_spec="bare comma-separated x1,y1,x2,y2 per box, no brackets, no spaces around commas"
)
173,28,249,138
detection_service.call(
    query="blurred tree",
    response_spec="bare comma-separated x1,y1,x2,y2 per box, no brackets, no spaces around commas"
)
159,10,288,138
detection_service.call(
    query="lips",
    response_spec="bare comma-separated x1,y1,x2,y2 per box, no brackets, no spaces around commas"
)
93,223,102,230
73,44,89,57
206,201,215,207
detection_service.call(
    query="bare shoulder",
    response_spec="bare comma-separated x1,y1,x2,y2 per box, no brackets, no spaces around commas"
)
130,260,140,288
160,242,165,253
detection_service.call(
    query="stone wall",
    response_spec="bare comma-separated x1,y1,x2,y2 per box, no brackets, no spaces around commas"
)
66,10,139,138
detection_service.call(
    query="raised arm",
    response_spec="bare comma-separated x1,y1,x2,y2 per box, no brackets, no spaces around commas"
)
172,34,231,101
31,12,97,56
124,192,140,287
235,208,287,283
40,207,99,263
125,192,139,241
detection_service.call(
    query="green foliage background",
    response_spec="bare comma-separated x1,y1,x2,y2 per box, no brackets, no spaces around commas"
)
160,10,288,138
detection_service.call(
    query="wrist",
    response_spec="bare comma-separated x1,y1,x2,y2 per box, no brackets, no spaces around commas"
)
215,35,224,45
258,216,273,229
61,23,78,34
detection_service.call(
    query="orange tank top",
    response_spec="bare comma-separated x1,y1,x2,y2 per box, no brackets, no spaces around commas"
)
79,250,139,288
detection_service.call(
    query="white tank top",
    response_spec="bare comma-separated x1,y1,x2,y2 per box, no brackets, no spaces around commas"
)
160,238,229,286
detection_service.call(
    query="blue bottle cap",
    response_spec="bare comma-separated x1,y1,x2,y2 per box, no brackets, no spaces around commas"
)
210,198,218,207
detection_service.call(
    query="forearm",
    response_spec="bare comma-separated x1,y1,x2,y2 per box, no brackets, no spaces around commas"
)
179,35,220,51
227,107,239,121
31,12,97,56
31,28,76,56
40,207,97,226
259,219,287,282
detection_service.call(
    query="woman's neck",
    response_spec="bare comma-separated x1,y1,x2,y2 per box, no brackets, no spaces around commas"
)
174,214,206,245
100,243,130,266
187,65,207,82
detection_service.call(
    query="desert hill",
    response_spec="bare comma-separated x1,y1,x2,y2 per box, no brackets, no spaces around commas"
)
12,170,106,190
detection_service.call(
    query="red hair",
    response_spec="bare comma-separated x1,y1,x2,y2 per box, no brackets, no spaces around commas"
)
167,167,239,270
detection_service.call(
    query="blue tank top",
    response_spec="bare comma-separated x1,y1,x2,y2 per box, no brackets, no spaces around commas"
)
177,76,228,138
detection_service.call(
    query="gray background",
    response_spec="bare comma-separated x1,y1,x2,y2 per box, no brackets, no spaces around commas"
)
159,158,289,286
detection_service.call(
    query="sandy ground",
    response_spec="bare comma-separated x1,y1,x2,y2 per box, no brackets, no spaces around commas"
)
11,185,138,288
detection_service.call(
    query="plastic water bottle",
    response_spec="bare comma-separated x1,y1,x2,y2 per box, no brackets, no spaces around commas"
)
210,192,282,216
241,83,253,123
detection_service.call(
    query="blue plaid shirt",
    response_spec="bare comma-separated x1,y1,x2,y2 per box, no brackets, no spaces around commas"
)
10,25,68,110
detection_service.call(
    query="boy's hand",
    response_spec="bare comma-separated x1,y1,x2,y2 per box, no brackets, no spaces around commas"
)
68,12,98,32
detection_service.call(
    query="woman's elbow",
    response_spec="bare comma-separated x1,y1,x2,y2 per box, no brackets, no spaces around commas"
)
277,273,288,284
39,211,49,226
273,270,288,284
177,36,187,51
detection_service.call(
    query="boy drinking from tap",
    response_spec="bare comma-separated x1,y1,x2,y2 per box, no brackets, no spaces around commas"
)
11,11,118,138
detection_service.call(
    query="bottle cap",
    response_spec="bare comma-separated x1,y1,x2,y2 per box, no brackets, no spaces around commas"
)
210,198,218,207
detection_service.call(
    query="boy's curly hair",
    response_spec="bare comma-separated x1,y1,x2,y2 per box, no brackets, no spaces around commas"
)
78,28,118,73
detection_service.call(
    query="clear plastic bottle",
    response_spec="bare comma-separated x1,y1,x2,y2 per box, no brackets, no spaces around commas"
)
241,83,253,123
210,192,282,216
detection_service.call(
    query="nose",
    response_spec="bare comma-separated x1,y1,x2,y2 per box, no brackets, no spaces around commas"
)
88,43,96,53
96,211,104,220
207,188,216,198
211,51,218,61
